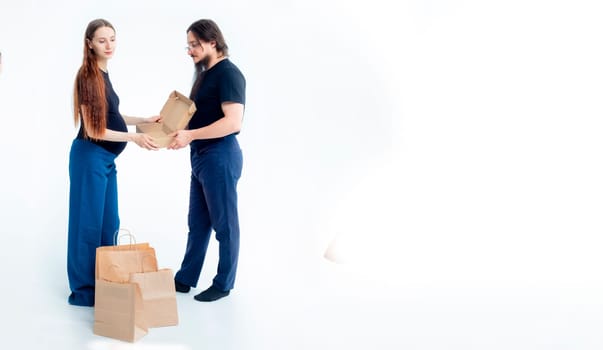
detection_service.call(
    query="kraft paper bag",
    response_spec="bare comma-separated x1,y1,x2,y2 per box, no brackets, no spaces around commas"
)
136,90,196,148
129,268,179,328
96,244,158,283
94,279,148,342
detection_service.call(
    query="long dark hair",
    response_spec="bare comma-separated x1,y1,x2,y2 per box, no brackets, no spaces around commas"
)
73,18,115,139
187,19,229,98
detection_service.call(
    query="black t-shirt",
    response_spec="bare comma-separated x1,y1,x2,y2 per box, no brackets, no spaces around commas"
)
188,59,246,150
77,70,127,155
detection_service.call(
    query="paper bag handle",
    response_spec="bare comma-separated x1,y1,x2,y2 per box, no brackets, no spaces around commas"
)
113,228,136,246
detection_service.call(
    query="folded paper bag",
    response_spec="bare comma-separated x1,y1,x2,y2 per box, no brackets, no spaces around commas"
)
129,268,179,328
93,279,148,342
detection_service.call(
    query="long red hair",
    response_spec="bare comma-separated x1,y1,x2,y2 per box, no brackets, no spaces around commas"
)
73,19,114,139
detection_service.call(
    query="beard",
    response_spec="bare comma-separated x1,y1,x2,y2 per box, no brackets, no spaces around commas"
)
194,55,211,71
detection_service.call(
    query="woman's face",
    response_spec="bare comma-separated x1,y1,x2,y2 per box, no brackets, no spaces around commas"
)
88,26,116,61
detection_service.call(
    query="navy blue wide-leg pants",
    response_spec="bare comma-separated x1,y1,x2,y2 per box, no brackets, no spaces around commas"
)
175,135,243,292
67,139,119,306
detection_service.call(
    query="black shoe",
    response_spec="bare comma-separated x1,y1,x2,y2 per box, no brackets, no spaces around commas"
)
68,292,94,307
175,279,191,293
194,285,230,302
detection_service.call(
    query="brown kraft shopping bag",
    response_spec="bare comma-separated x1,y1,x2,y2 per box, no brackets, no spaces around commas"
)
93,279,148,342
129,268,179,328
96,243,158,283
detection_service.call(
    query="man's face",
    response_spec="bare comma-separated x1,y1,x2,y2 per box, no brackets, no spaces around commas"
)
186,31,213,66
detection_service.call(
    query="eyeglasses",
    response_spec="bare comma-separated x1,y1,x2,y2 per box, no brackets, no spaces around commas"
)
184,41,201,51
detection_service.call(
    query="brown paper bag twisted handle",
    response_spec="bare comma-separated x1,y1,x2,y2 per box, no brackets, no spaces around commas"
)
113,228,136,246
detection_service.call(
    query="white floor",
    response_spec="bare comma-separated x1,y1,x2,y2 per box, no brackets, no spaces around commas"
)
3,222,603,350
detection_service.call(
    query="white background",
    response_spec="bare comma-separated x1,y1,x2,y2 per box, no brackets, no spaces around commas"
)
0,0,602,349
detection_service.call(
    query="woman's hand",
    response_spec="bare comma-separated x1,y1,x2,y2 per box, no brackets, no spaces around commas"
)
132,133,159,150
144,115,162,123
